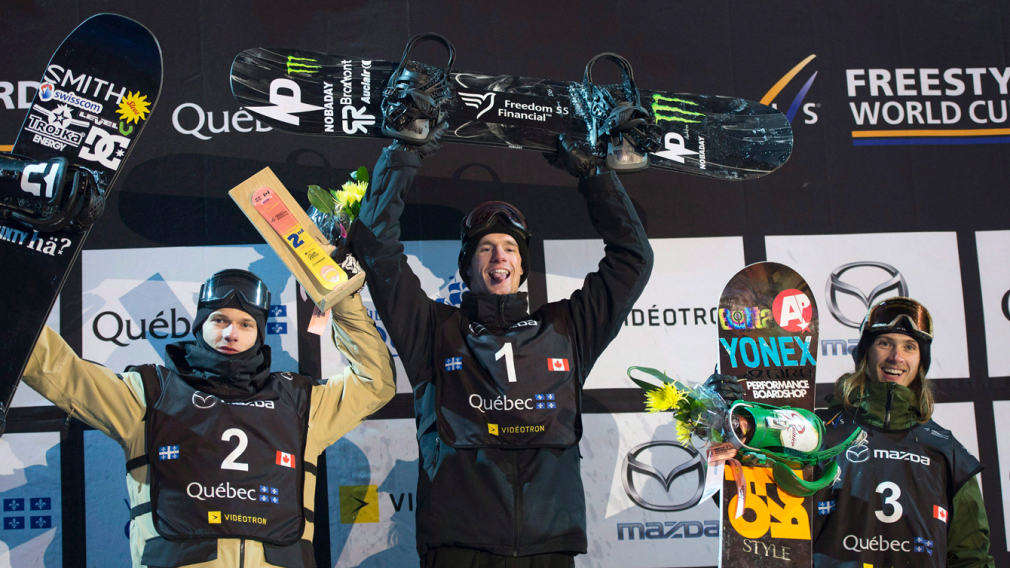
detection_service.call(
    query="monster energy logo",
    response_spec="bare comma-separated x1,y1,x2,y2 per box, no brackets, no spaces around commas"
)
652,94,703,124
287,56,322,75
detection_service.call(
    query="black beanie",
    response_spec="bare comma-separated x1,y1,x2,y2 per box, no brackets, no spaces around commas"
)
457,217,530,289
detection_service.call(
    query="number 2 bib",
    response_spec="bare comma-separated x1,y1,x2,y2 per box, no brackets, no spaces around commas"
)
139,365,311,546
435,313,582,449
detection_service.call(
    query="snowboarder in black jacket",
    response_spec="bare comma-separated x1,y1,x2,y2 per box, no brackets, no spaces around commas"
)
348,129,653,567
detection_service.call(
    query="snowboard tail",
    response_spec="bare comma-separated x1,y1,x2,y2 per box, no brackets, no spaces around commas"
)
0,14,163,437
231,47,793,180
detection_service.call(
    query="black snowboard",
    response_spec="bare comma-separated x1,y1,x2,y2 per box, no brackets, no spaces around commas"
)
716,262,818,568
0,14,163,436
231,48,793,181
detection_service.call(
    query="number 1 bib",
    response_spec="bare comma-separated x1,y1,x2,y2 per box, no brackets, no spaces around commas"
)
435,312,582,449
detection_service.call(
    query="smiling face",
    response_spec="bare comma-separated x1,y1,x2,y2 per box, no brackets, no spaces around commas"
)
466,233,525,295
201,308,258,354
866,333,921,387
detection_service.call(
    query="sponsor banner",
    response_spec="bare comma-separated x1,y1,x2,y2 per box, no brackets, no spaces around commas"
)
578,412,718,567
81,246,298,372
975,231,1010,377
320,241,518,394
0,432,62,567
0,80,40,111
765,232,968,382
544,237,744,388
83,431,130,567
844,65,1010,146
325,418,418,568
11,304,58,408
171,102,273,141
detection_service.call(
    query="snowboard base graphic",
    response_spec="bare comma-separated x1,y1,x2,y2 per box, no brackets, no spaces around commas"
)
231,48,793,181
715,262,818,568
0,14,163,437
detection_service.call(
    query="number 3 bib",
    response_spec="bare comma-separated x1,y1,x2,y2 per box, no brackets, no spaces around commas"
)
135,365,311,546
435,311,582,449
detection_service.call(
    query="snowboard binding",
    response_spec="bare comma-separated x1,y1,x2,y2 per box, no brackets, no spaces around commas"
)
381,32,455,143
0,151,108,232
575,53,663,173
726,401,866,496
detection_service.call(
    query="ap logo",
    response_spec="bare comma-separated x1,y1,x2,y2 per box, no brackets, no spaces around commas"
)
773,289,813,332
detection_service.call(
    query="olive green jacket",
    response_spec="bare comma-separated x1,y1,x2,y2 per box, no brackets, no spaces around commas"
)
820,382,993,568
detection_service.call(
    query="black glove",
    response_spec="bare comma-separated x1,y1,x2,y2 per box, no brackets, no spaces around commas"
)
388,120,447,159
544,133,607,178
704,373,745,403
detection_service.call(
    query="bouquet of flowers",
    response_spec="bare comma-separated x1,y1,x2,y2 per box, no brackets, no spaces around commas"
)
306,166,369,277
629,366,865,498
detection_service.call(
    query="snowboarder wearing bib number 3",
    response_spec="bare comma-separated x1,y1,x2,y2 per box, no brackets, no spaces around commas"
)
812,297,993,568
348,73,654,565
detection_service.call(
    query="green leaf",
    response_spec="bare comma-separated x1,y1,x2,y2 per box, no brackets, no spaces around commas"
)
352,166,369,184
307,185,336,214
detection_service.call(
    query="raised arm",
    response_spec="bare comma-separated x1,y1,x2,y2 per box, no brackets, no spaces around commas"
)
309,293,396,446
564,170,654,379
23,326,145,444
348,148,447,386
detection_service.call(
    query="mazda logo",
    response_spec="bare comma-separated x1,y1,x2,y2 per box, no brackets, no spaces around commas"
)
846,443,869,464
826,261,908,328
192,392,218,409
622,441,705,512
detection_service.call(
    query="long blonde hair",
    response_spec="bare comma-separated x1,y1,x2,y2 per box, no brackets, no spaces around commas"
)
836,356,935,423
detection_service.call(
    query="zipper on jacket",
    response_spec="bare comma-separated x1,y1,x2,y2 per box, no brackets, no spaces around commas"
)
498,296,506,329
512,452,521,557
240,539,245,567
883,383,895,429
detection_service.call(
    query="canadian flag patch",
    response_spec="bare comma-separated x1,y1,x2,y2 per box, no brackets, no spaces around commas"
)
548,358,569,372
933,505,948,523
276,451,296,468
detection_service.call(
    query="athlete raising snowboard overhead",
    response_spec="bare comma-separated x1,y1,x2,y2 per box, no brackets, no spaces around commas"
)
20,269,395,568
347,64,654,564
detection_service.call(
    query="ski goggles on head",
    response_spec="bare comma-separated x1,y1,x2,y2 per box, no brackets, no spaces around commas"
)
861,297,933,340
198,269,271,314
460,201,530,242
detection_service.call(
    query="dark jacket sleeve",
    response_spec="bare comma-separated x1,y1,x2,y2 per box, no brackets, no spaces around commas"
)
561,171,653,382
948,476,994,568
348,148,444,387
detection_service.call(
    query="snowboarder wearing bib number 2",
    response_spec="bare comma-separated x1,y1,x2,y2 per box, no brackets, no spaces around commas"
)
812,297,993,568
20,269,395,567
348,77,654,566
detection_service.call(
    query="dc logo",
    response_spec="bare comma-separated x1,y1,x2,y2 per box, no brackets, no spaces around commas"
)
79,125,130,170
846,443,869,464
38,82,55,102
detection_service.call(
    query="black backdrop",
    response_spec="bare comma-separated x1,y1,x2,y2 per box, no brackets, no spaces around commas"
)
2,1,1009,566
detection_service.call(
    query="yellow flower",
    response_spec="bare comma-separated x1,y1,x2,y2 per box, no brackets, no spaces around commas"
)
675,422,694,446
645,383,683,413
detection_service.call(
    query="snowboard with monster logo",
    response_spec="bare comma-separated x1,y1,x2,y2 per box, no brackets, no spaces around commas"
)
716,262,818,568
231,47,792,181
